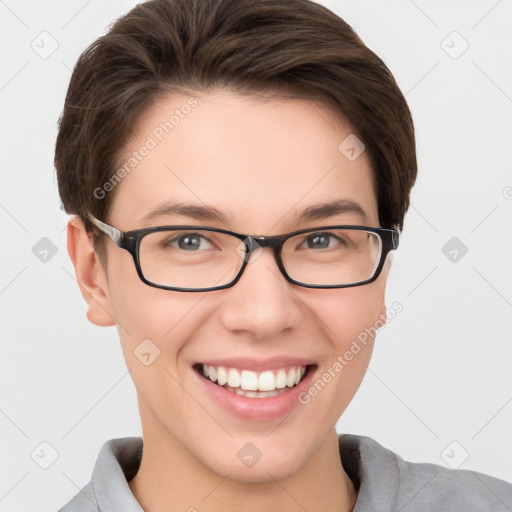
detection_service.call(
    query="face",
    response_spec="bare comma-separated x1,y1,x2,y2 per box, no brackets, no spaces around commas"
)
71,89,390,482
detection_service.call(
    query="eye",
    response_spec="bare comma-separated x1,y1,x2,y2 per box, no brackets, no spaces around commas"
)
164,232,214,251
301,232,348,250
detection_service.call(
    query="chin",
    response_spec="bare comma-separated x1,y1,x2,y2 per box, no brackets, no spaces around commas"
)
213,458,300,484
200,438,308,484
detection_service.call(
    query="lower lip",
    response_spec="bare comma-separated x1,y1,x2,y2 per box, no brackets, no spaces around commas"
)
195,366,316,421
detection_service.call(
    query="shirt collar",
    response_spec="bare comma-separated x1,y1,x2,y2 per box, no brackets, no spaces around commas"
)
92,436,144,512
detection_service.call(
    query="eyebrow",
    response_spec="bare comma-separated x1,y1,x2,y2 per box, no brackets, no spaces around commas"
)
291,199,368,224
141,201,233,224
140,198,368,225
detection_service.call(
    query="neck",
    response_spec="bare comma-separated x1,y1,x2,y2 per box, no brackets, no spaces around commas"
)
128,423,357,512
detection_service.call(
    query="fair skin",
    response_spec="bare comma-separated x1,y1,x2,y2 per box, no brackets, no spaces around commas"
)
67,89,391,512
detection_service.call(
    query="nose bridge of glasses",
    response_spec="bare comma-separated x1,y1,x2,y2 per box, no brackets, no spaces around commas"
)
246,234,282,250
237,235,284,268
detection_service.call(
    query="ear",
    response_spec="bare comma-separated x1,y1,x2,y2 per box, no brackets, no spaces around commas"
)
67,216,116,327
379,299,387,323
378,252,394,323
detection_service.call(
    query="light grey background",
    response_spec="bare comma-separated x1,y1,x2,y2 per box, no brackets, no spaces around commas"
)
1,1,511,510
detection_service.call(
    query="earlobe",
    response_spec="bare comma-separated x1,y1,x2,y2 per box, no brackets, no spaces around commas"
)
383,251,393,273
67,216,116,327
378,254,393,325
379,300,387,324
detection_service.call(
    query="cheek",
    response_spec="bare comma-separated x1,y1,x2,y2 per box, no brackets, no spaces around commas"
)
289,321,377,463
305,281,386,399
105,270,203,429
295,285,386,428
104,253,195,365
310,279,386,350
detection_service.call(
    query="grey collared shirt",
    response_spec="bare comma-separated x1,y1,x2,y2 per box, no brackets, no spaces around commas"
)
57,434,512,511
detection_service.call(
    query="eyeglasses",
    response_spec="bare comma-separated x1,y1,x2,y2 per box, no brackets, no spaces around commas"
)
87,214,399,292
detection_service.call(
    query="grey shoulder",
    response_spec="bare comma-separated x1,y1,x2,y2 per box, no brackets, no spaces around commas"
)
56,481,99,512
395,451,512,511
339,434,512,511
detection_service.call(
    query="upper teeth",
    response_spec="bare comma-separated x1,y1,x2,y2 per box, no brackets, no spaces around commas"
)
202,364,306,391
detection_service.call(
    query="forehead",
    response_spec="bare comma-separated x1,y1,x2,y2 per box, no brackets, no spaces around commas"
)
108,90,378,233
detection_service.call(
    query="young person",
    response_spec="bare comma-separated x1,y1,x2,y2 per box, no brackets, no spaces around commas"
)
55,0,512,510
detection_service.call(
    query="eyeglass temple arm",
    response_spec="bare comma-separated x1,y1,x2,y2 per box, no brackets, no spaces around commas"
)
87,214,123,245
391,230,399,250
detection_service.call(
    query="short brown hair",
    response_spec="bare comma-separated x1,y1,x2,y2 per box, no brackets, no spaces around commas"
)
55,0,417,251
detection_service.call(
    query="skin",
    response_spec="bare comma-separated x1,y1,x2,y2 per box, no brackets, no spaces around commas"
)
67,89,392,512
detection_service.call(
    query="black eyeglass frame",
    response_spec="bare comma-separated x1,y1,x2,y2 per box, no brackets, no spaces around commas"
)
87,214,399,292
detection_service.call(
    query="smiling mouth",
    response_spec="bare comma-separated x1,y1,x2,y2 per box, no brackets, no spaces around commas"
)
194,363,314,398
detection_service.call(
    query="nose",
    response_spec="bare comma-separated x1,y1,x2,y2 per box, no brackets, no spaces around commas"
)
218,244,304,341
